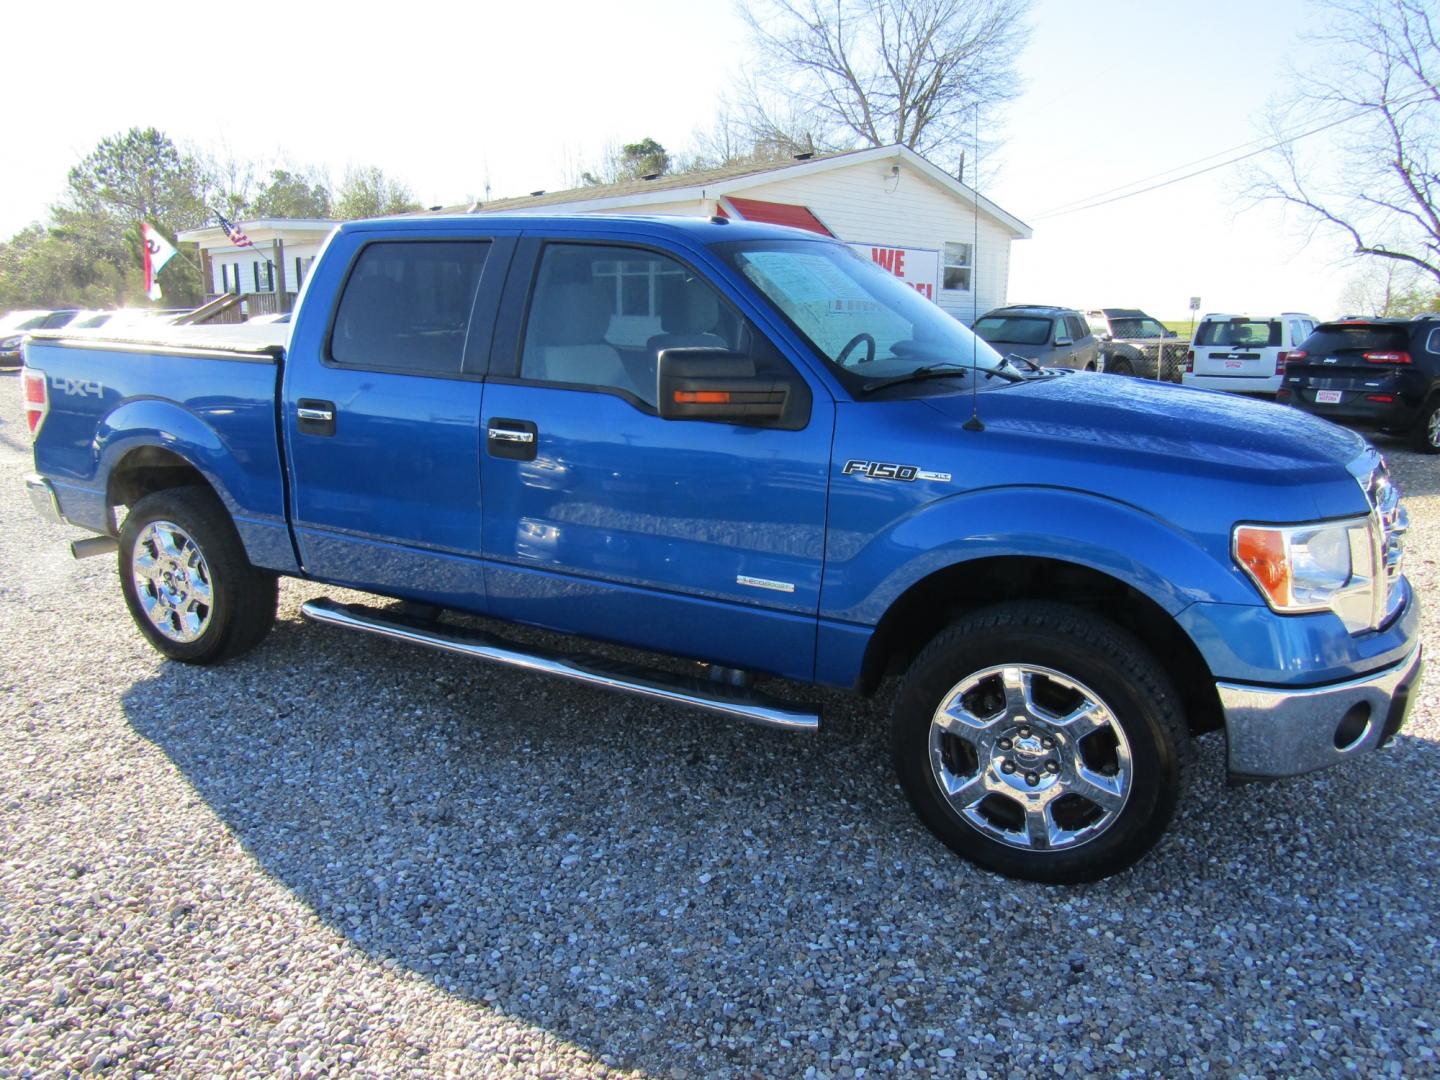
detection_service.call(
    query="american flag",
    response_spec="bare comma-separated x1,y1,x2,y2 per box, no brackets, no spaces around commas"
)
216,211,254,248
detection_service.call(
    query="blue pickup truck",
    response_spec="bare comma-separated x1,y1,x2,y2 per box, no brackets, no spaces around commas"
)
22,215,1421,882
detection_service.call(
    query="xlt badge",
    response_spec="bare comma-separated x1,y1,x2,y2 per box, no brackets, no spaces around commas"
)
843,460,951,483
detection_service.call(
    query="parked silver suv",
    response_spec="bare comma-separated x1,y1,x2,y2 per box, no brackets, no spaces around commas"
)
973,305,1102,371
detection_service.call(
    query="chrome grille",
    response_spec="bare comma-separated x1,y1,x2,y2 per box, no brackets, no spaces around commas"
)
1365,460,1407,625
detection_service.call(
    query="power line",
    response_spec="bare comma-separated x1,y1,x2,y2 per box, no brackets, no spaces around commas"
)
1030,87,1431,221
1031,104,1357,218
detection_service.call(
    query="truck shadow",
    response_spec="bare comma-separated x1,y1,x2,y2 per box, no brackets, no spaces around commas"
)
119,612,1440,1073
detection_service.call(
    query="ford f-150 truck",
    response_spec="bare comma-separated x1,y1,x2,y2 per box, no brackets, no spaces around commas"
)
22,215,1422,883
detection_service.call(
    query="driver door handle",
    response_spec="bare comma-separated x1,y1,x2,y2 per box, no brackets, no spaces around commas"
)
487,418,538,461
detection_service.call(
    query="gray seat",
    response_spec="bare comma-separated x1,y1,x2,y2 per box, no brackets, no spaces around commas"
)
525,281,634,394
647,282,728,356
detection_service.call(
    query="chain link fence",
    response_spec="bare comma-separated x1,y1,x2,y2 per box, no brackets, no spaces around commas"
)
1100,338,1188,383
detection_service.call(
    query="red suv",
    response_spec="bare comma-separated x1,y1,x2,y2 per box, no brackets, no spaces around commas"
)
1280,316,1440,453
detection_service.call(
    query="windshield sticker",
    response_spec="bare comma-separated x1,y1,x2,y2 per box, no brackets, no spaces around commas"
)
743,251,864,306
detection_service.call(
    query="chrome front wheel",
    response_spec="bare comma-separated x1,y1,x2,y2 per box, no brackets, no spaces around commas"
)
892,602,1189,883
928,664,1132,851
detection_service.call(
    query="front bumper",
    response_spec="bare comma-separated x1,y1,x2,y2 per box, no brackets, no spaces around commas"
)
1221,645,1423,781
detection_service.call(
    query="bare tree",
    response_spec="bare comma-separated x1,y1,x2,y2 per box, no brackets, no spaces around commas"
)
1256,0,1440,284
1339,257,1440,315
735,0,1031,173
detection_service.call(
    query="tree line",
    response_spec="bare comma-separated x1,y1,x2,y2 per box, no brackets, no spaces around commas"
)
0,127,421,311
3,0,1432,318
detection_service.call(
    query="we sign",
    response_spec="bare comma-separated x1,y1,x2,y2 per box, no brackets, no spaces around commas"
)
849,243,941,302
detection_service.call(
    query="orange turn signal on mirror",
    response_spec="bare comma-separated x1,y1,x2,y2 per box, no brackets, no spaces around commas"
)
673,390,731,404
1234,526,1291,606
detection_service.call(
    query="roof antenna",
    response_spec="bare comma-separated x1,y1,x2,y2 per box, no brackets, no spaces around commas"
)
963,106,984,433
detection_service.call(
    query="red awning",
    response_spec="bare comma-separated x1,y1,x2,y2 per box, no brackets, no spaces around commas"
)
721,197,834,236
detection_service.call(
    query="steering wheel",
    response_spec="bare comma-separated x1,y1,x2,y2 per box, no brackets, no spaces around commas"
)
836,331,877,366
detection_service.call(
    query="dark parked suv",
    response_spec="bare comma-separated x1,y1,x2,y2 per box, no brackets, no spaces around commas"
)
1280,316,1440,452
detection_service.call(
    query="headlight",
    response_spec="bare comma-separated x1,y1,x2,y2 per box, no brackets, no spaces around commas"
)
1234,516,1379,633
0,335,22,350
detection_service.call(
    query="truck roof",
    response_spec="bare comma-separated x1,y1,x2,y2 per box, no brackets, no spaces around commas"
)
337,213,830,245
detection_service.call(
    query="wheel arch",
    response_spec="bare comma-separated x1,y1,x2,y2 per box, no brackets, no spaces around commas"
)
107,444,217,520
857,555,1222,735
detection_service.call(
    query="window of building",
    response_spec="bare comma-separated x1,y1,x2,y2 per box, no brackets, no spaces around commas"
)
943,243,972,291
329,241,490,374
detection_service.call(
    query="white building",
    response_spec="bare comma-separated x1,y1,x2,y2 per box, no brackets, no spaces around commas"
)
177,219,336,315
468,144,1031,324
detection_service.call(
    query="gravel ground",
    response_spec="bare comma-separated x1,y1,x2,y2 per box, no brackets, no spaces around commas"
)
1,375,1438,1079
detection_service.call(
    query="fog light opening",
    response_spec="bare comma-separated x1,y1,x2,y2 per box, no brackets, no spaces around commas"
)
1334,703,1372,751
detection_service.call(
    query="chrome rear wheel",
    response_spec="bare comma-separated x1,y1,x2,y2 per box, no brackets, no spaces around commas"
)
131,520,214,642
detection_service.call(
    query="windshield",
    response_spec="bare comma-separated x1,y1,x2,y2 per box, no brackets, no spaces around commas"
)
1196,319,1280,347
718,239,1002,392
973,315,1052,346
1109,317,1167,339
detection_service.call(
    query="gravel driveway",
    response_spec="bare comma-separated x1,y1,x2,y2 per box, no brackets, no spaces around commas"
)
1,374,1437,1078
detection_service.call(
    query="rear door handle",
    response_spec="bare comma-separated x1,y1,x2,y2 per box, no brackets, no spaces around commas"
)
297,399,336,436
487,418,538,461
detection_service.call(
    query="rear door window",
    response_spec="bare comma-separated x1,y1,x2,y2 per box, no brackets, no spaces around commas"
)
330,241,490,374
1066,315,1089,341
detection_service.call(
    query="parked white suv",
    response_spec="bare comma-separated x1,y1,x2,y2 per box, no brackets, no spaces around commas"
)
1182,312,1319,396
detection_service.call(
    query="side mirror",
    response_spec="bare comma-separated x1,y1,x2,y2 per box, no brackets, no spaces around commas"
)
657,348,792,423
1054,336,1073,347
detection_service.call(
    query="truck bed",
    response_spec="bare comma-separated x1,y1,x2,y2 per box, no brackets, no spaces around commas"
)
29,321,287,358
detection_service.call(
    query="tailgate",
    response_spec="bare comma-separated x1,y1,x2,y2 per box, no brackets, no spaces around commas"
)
1194,346,1273,377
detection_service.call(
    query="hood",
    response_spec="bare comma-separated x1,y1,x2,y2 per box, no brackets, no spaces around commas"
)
922,372,1375,519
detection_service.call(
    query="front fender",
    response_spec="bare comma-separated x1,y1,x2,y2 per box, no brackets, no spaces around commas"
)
820,485,1258,626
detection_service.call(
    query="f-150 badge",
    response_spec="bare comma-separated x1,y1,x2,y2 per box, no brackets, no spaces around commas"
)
843,459,951,483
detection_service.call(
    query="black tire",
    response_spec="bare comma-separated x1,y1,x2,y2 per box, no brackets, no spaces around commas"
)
118,486,278,664
1416,397,1440,454
1107,356,1134,377
891,601,1189,884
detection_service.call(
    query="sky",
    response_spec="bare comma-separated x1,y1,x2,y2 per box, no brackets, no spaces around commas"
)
4,0,1366,319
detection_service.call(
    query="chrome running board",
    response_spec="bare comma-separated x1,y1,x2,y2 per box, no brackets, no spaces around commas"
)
300,597,821,733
